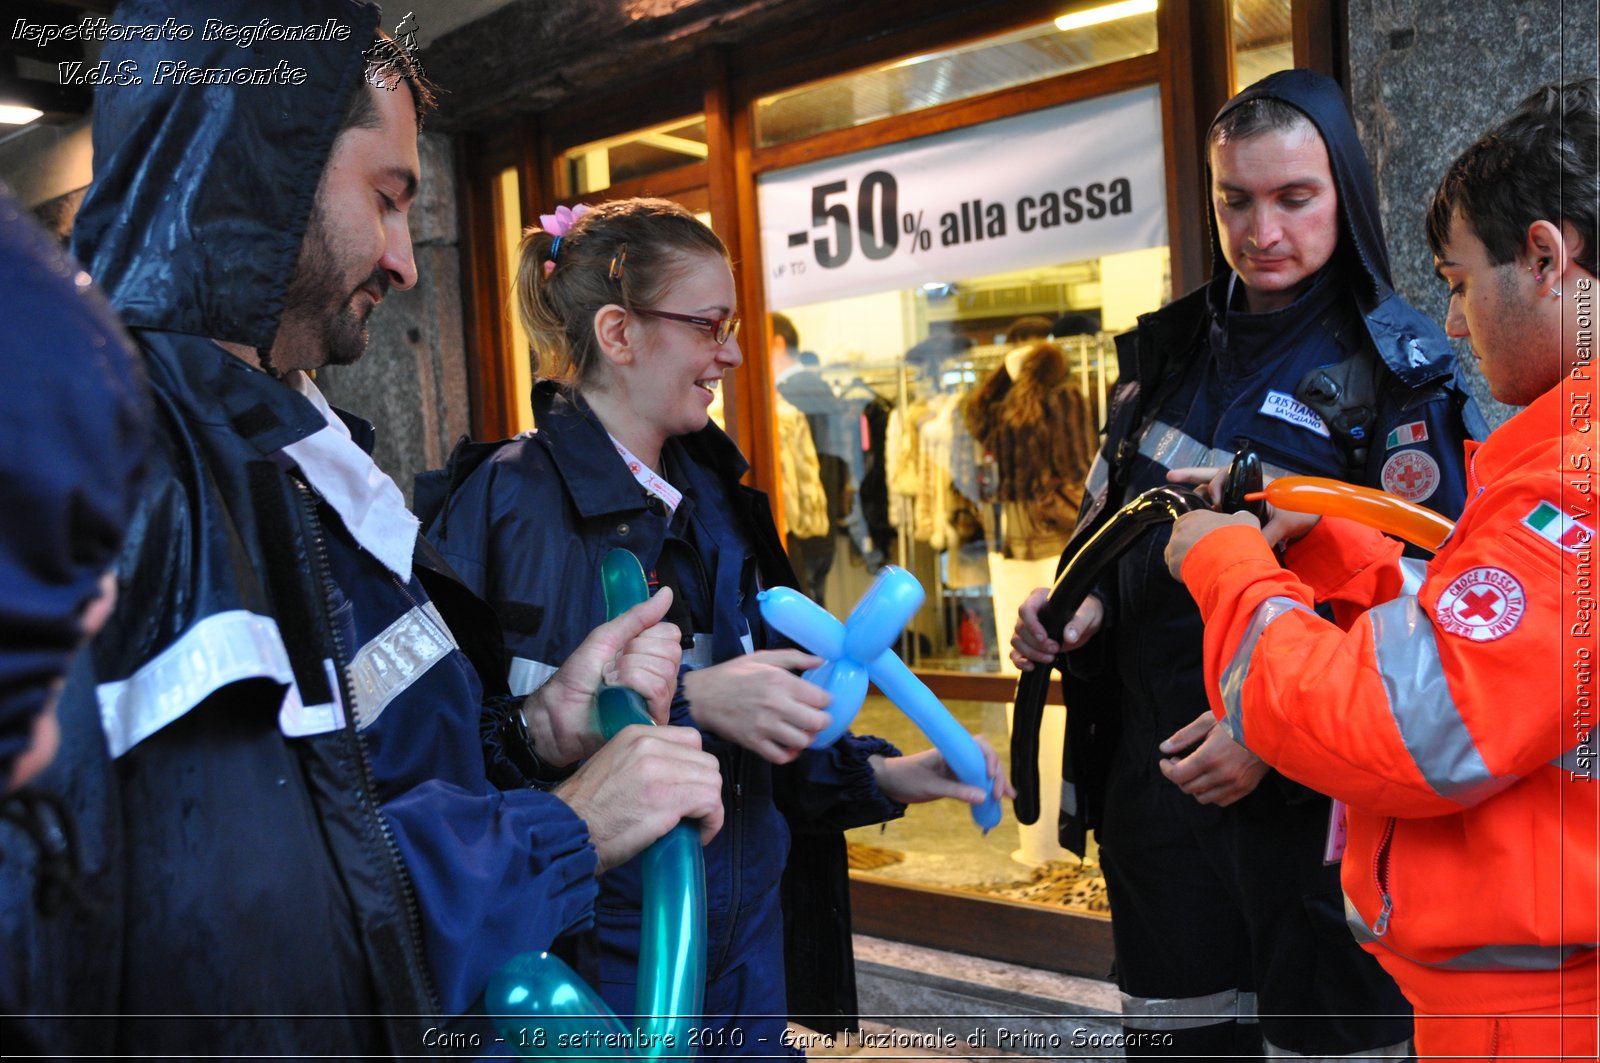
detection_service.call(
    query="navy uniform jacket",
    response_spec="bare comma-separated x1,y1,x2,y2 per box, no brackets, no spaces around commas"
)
422,380,904,1033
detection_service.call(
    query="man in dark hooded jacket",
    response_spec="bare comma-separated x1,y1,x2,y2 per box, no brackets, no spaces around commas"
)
1,2,723,1056
1014,70,1481,1057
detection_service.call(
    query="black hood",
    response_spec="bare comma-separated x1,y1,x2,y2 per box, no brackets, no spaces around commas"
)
1206,69,1453,385
71,0,381,353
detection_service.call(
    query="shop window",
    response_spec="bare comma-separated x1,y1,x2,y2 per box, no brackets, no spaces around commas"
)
1232,0,1293,92
753,6,1158,148
759,87,1167,679
556,115,709,197
845,695,1108,919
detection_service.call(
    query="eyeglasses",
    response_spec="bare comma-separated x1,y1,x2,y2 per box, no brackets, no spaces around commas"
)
634,307,742,345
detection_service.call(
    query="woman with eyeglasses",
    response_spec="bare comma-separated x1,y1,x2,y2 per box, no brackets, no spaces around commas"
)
422,198,1006,1054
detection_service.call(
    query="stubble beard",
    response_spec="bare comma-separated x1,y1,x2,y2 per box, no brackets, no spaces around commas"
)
273,204,387,373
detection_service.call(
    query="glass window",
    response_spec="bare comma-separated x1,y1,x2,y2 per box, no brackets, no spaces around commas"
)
767,244,1167,674
845,696,1107,918
753,7,1158,148
557,115,708,197
1232,0,1294,92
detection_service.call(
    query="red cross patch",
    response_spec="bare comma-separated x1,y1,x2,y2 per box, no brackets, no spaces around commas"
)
1381,448,1440,503
1434,567,1526,641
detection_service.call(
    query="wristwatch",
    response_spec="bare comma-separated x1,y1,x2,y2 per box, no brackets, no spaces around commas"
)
499,704,576,786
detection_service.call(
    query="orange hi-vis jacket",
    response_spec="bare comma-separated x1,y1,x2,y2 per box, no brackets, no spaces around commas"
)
1180,363,1600,1015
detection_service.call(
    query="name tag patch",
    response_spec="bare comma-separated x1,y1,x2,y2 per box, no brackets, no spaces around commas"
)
1258,391,1331,438
1434,567,1526,642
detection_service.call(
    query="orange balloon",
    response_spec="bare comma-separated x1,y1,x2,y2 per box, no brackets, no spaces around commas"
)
1261,476,1455,552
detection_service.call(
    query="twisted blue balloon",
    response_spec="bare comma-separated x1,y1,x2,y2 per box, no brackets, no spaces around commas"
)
486,549,706,1059
758,566,1002,831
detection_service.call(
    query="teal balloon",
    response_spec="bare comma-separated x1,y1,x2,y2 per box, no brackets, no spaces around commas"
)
758,566,1002,831
487,952,633,1060
596,550,706,1056
485,549,706,1059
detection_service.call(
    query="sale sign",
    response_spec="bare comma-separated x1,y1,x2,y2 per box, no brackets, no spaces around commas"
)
758,86,1168,310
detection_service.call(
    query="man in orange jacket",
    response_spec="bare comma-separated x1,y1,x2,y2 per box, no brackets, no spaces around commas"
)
1166,81,1599,1060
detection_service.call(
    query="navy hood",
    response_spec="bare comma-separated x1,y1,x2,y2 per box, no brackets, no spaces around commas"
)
71,0,381,353
1208,69,1452,386
0,187,150,779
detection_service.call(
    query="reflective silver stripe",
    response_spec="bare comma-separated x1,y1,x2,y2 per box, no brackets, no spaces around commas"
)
1553,743,1598,775
1084,452,1109,500
1265,1038,1411,1059
1367,596,1512,805
278,658,345,738
1346,892,1598,971
1398,557,1428,597
1137,420,1294,480
1436,943,1598,971
507,655,558,697
1218,596,1314,747
1139,420,1222,472
347,602,459,731
684,633,715,671
97,610,295,759
1120,988,1247,1030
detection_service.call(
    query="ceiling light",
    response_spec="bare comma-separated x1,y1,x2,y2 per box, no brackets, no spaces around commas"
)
1055,0,1158,33
0,105,44,126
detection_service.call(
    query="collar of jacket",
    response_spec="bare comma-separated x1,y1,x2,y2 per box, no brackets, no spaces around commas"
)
529,379,751,520
1128,267,1454,393
139,330,377,460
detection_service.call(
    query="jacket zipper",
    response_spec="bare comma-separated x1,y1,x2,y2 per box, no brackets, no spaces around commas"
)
712,748,746,977
1371,815,1396,937
295,479,444,1017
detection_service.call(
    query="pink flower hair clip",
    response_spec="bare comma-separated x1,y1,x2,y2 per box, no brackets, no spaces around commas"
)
540,203,592,277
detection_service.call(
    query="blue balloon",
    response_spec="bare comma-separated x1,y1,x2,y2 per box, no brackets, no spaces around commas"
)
759,566,1002,831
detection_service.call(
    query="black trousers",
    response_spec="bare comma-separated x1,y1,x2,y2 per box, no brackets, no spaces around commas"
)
1097,746,1413,1058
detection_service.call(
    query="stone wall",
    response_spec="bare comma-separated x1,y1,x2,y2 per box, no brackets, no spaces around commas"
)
1347,0,1600,429
314,130,469,503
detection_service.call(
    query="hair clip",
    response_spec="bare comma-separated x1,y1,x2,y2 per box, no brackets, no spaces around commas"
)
609,245,627,282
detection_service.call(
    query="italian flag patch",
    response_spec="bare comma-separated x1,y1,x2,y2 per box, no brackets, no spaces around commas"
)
1523,501,1595,552
1385,421,1428,449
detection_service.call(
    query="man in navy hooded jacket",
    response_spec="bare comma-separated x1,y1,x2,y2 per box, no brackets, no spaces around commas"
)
0,1,724,1056
1014,71,1481,1057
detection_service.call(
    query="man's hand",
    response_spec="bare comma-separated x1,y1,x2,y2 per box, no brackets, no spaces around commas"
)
1010,590,1104,671
681,650,832,764
1164,509,1261,580
553,724,724,873
1157,710,1268,806
522,589,680,768
871,735,1018,806
1166,465,1320,549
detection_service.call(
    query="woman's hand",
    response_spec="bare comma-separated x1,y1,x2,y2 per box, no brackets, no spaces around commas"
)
871,736,1016,806
681,649,832,764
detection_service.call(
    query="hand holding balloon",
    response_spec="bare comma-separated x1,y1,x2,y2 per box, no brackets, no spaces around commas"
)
489,549,707,1061
759,567,1003,831
1250,476,1454,552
